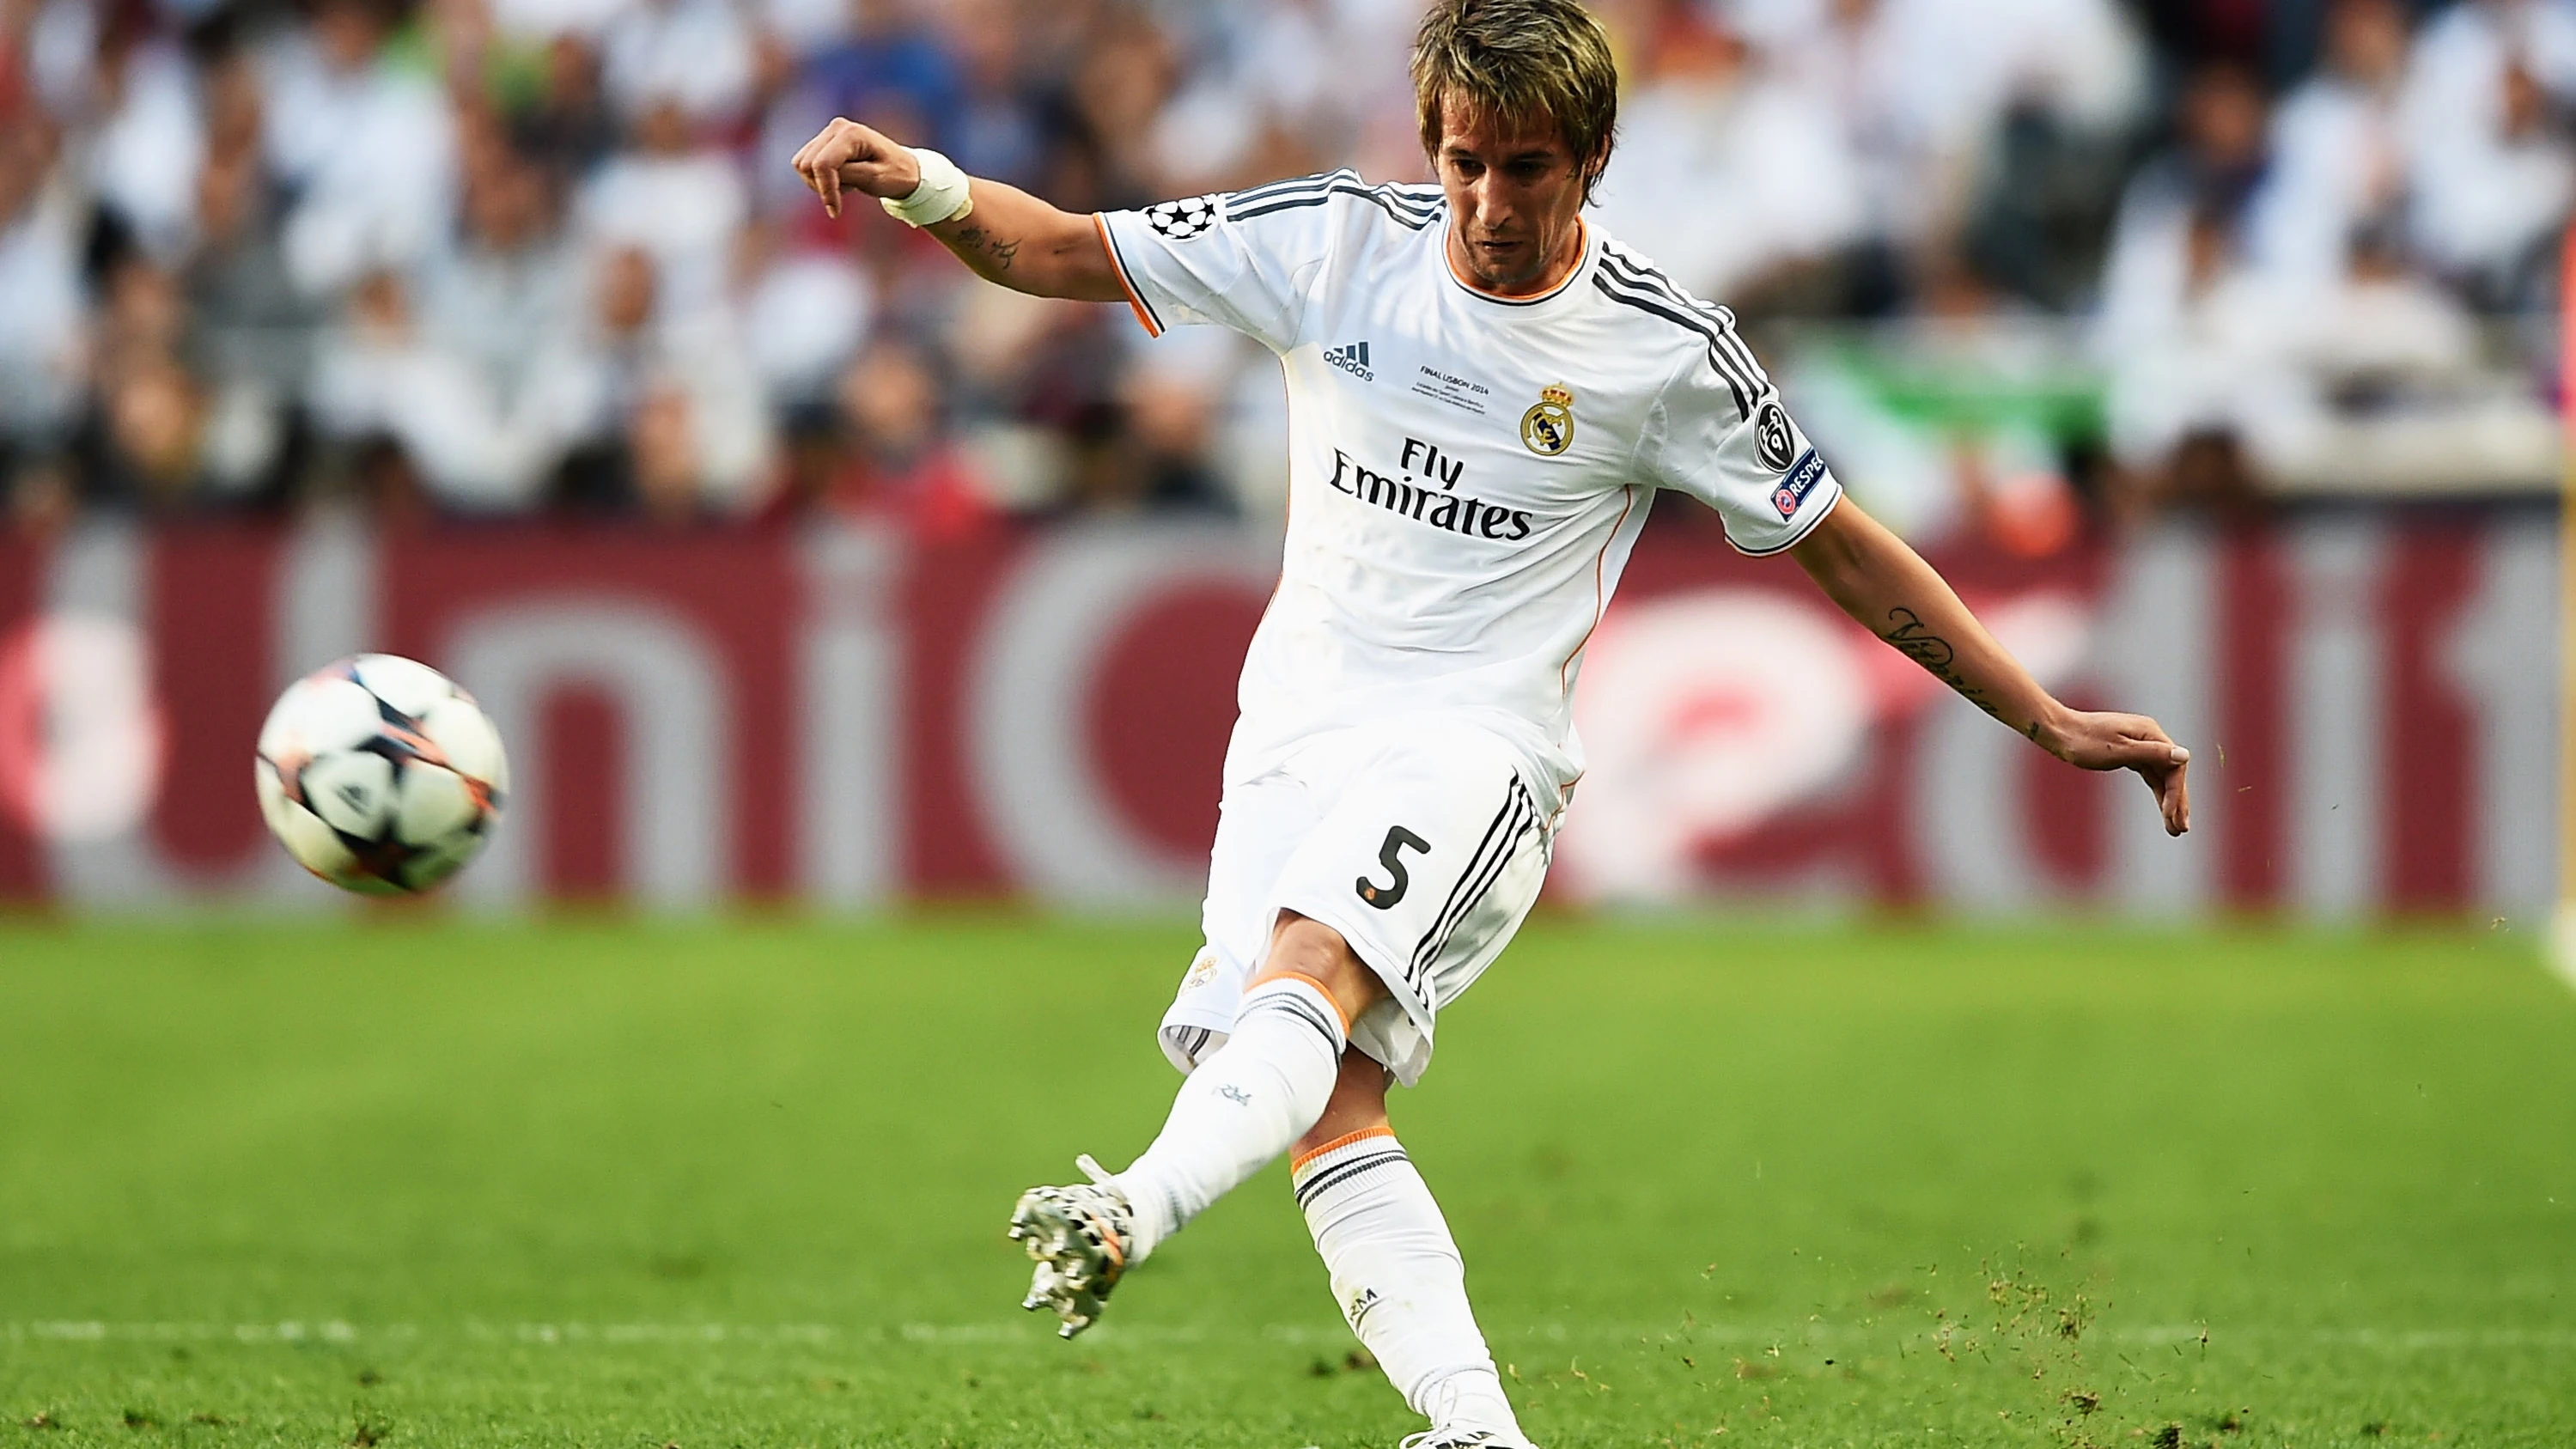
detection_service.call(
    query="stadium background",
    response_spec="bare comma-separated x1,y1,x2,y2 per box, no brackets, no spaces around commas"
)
0,0,2564,916
5,4,2574,1447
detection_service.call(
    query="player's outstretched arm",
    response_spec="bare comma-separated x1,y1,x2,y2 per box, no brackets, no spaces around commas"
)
789,118,1125,304
1787,497,2193,836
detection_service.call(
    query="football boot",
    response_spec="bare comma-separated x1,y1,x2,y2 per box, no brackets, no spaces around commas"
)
1007,1154,1134,1338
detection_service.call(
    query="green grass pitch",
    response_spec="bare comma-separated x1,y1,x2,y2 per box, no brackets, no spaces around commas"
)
2,916,2570,1448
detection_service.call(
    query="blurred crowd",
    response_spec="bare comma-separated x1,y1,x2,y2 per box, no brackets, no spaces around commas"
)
0,0,2567,546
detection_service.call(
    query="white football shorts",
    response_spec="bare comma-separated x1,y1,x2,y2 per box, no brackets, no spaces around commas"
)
1158,715,1551,1087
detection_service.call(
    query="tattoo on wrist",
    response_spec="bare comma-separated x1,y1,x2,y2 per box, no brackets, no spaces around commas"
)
949,223,1020,272
1877,607,2040,742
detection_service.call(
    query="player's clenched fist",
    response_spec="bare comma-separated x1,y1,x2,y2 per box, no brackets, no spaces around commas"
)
790,118,923,219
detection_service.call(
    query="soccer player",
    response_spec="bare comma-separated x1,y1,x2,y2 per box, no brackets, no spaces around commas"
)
795,3,2191,1443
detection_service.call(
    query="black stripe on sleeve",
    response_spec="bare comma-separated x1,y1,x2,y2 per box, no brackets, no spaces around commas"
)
1592,275,1749,419
1709,325,1770,394
1592,266,1764,412
1697,338,1761,414
1227,168,1355,209
1595,246,1718,314
1706,304,1770,389
1366,182,1443,222
1595,250,1774,397
1231,183,1440,231
1589,264,1732,352
1592,254,1733,337
1227,194,1333,222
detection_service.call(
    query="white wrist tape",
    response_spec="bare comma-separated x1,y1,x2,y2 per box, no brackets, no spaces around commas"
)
880,147,973,227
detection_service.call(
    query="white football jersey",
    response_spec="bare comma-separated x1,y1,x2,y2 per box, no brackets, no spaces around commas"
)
1097,170,1843,808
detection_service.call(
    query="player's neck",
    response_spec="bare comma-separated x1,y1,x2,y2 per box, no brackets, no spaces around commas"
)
1444,220,1587,300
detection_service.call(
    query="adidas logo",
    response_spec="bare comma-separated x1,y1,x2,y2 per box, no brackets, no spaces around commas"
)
1325,340,1374,381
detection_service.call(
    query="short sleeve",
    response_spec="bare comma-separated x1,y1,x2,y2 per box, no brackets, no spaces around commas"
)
1654,353,1843,557
1095,172,1355,353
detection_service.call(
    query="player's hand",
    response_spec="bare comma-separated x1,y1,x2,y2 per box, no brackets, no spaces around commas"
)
789,118,923,220
2044,709,2191,837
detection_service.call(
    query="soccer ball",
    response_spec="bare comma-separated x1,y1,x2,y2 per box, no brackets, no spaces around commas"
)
254,654,509,895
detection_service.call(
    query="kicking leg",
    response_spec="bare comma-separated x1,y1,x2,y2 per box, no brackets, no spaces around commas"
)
1293,1056,1530,1447
1011,911,1383,1336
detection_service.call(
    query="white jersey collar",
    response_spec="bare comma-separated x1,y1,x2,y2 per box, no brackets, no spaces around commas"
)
1440,219,1595,313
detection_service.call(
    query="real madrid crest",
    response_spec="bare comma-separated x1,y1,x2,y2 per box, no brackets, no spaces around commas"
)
1519,383,1574,456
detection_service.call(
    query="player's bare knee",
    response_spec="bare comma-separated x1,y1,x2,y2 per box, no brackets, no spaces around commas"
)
1258,910,1389,1026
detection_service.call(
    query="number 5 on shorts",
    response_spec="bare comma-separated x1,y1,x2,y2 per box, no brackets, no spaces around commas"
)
1356,826,1430,909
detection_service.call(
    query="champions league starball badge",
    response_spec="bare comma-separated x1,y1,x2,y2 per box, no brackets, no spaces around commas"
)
1519,383,1574,456
1144,194,1222,239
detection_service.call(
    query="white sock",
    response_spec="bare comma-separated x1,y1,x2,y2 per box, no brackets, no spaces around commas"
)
1294,1130,1524,1440
1112,974,1347,1259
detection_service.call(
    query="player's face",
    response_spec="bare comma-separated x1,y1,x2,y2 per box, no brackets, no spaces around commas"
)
1434,98,1595,296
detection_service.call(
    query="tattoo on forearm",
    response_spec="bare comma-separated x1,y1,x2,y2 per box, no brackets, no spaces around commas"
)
949,223,1020,272
1877,607,2039,741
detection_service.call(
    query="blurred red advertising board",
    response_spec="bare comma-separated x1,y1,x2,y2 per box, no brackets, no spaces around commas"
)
0,508,2551,919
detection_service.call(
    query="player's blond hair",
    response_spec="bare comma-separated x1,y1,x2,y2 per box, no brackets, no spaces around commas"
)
1411,0,1620,203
